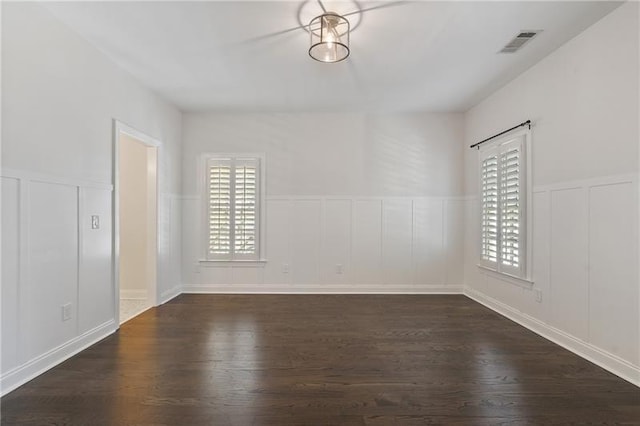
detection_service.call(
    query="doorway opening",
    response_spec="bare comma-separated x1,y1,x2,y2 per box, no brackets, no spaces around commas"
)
113,121,160,325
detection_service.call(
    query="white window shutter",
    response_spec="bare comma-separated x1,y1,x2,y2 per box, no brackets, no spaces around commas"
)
233,158,259,256
204,155,261,261
207,158,232,258
500,144,521,269
478,134,527,278
481,153,499,263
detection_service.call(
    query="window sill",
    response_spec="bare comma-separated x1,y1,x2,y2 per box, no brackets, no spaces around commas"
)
199,259,267,268
476,264,534,289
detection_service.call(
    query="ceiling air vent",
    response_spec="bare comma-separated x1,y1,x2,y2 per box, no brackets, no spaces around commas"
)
499,30,541,53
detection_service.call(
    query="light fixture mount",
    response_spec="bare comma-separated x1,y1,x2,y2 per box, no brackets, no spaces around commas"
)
308,12,350,63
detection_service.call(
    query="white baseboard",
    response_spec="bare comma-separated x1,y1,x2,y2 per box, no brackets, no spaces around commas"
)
464,286,640,387
182,284,464,294
0,319,117,396
120,289,147,300
159,284,182,304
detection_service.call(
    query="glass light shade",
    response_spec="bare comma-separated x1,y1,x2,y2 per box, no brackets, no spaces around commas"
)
309,12,350,63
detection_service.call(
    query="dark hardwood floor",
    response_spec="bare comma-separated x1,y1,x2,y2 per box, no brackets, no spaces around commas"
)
2,294,639,425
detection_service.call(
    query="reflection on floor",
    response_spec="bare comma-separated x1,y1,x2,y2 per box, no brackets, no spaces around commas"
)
119,299,151,324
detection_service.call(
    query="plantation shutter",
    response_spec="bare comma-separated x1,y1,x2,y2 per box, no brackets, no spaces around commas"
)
500,143,521,269
205,156,261,260
234,158,259,257
481,152,499,263
207,158,232,258
478,136,526,277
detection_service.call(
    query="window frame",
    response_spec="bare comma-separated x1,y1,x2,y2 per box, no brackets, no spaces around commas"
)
199,152,266,263
477,128,532,282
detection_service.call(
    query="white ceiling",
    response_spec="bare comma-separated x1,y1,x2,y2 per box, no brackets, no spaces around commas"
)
42,1,622,113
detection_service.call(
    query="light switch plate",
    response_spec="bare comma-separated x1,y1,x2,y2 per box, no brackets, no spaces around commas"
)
91,215,100,229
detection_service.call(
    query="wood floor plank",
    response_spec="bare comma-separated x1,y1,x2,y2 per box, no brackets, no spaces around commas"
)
2,295,639,425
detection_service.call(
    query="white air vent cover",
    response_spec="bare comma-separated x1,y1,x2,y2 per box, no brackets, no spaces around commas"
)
500,30,541,53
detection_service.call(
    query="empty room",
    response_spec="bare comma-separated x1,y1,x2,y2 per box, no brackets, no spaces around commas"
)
1,0,639,424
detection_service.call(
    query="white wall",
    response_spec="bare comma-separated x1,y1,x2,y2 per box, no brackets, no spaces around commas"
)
1,2,182,394
462,2,639,385
181,112,466,292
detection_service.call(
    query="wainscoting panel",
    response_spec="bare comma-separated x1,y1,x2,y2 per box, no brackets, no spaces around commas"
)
1,177,21,373
444,199,465,286
184,196,466,292
321,199,352,285
485,274,527,314
231,265,264,286
550,187,589,341
263,199,292,285
291,200,322,286
164,194,183,302
199,264,232,286
79,186,114,334
465,173,639,385
352,199,384,286
157,193,183,302
2,169,182,394
528,191,551,322
413,199,445,287
588,182,639,365
382,199,413,286
0,170,119,395
26,181,79,360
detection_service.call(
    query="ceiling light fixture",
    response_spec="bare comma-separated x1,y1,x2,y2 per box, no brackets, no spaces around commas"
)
308,12,350,63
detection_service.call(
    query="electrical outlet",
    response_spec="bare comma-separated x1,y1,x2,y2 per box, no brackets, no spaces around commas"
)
282,263,290,274
335,264,344,274
62,303,72,321
535,289,542,303
91,215,100,229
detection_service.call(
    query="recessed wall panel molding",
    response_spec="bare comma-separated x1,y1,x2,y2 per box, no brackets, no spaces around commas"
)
549,187,589,341
291,200,322,286
322,199,352,285
157,193,183,302
26,181,80,360
588,182,639,365
444,199,465,286
1,177,21,373
382,199,413,286
263,199,293,286
79,187,114,334
352,199,384,286
413,198,445,287
0,170,118,395
183,195,466,293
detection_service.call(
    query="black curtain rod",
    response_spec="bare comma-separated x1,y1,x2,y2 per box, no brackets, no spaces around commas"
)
469,120,531,149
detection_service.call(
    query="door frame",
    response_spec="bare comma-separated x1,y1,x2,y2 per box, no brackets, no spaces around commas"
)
112,119,161,326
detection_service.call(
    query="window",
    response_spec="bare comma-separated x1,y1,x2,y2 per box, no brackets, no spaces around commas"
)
479,132,530,279
203,154,264,261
